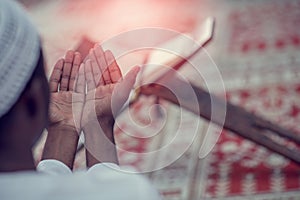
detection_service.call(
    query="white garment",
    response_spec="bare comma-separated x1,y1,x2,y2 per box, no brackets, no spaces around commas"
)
0,160,161,200
0,0,40,118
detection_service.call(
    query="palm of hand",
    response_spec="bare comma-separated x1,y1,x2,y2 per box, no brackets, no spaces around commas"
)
48,51,83,132
82,84,117,127
49,91,84,131
48,47,139,132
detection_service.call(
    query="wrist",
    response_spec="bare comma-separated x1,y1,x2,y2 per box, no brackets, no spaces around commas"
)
98,116,115,128
83,119,115,143
82,116,114,132
46,125,80,143
83,121,118,167
48,121,80,134
43,126,80,169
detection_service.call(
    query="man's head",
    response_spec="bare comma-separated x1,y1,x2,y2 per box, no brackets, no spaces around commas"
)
0,0,49,150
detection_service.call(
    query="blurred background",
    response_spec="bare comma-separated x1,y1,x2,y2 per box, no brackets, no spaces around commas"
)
18,0,300,199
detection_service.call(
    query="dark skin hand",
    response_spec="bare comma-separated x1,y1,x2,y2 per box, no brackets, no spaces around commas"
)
82,45,140,167
42,45,139,169
42,50,84,169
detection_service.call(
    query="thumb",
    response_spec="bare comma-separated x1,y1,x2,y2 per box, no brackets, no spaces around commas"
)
111,66,140,115
121,66,140,90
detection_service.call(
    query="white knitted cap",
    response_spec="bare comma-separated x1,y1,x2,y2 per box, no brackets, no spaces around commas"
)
0,0,40,117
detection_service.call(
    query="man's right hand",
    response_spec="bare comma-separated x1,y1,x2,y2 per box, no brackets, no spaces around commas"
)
48,50,84,133
43,50,84,169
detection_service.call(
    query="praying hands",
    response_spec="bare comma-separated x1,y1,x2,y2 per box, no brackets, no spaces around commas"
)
42,44,140,169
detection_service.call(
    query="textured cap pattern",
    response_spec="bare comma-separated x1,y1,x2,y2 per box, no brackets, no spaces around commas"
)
0,0,40,117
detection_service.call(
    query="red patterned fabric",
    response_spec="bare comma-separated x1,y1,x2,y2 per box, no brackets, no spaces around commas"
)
204,84,300,198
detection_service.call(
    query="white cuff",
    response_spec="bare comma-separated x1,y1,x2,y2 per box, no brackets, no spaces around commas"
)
87,162,120,174
37,159,72,175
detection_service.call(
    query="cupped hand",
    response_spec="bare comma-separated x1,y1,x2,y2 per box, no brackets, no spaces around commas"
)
48,50,85,133
81,45,140,129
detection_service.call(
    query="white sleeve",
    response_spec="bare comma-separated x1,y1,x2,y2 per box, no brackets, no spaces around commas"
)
36,159,72,175
36,161,161,199
86,163,162,200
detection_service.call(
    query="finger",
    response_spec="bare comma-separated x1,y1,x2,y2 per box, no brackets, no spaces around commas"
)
93,45,112,84
89,48,104,86
112,66,140,115
105,50,122,83
60,50,74,91
49,59,64,92
69,52,82,91
122,66,140,89
75,63,85,94
115,66,140,101
84,59,96,91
